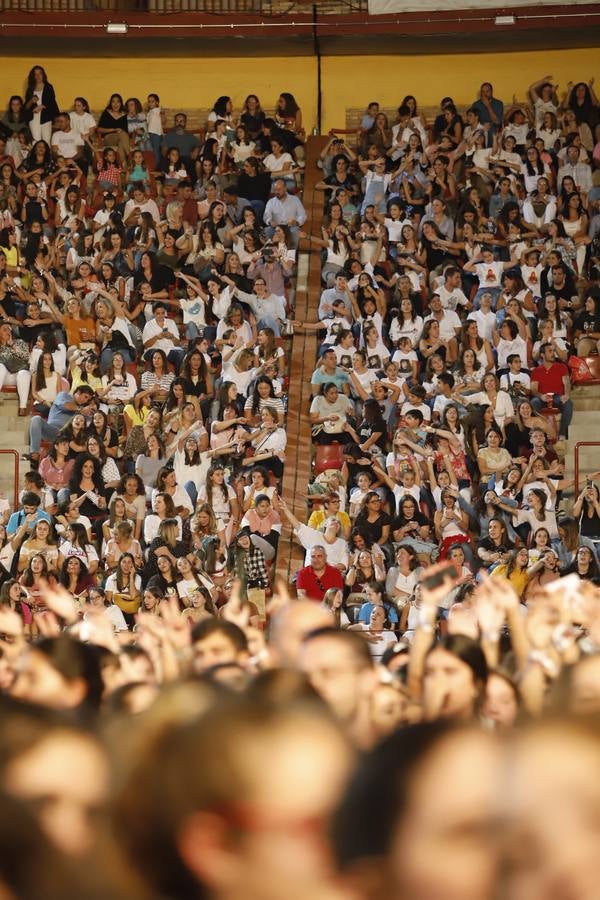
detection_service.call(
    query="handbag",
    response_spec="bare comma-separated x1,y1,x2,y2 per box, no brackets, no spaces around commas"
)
569,355,593,385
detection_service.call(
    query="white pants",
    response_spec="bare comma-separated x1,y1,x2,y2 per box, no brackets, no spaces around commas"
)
29,116,53,145
0,366,31,408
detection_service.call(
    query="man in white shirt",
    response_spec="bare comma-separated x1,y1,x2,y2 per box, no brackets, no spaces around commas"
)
318,274,353,318
467,292,496,342
124,184,161,228
557,144,593,196
424,294,461,359
437,266,471,311
142,302,185,372
51,113,84,163
263,179,307,248
236,277,287,337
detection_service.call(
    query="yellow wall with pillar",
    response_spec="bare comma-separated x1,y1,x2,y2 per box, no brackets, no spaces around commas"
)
320,47,600,130
0,46,598,133
0,55,318,125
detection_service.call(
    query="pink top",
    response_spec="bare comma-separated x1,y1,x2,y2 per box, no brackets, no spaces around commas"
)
38,456,75,489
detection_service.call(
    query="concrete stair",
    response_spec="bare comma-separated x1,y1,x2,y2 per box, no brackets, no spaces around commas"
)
0,395,29,508
563,385,600,504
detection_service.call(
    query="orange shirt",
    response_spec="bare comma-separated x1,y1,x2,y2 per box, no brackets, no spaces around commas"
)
65,315,96,347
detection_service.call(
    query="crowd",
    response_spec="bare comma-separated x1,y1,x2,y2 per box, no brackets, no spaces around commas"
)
0,63,600,900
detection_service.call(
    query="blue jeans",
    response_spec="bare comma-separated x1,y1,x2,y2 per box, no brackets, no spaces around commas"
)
473,286,502,310
100,346,135,374
143,346,186,374
256,316,282,337
531,394,573,438
185,322,203,340
184,480,197,508
249,200,266,222
149,133,162,166
29,417,59,454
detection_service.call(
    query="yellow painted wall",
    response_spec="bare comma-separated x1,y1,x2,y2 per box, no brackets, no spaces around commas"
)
0,46,598,134
321,48,600,130
0,55,318,126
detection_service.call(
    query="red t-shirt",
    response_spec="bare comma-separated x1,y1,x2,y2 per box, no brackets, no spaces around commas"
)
296,564,344,601
531,362,568,396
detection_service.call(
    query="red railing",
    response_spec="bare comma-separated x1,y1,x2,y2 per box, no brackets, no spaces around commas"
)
573,441,600,495
0,450,20,511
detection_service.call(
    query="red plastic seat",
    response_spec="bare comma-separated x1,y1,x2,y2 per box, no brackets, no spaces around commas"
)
314,442,344,474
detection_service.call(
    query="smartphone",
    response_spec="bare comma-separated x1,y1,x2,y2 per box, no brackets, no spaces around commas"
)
421,561,459,591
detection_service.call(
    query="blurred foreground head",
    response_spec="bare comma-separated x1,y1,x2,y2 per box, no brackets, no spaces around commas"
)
333,716,600,900
0,697,109,858
333,721,500,900
114,693,354,900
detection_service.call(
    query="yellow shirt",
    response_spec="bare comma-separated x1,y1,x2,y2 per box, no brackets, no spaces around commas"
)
0,246,19,268
490,564,529,598
307,509,351,533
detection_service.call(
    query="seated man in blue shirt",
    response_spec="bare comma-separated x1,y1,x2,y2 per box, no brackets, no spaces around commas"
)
6,490,52,540
311,348,350,396
25,384,96,466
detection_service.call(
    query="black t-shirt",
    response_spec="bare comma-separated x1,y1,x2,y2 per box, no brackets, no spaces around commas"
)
355,511,392,545
98,109,128,133
392,509,428,534
134,265,174,293
357,418,387,450
240,110,266,139
575,310,600,335
238,170,272,203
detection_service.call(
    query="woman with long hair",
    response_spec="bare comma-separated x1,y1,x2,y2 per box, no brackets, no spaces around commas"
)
18,553,57,623
572,480,600,545
244,375,285,427
24,65,59,144
143,517,187,584
59,555,94,598
105,519,143,572
563,544,600,584
59,521,99,575
174,555,217,610
135,433,165,499
143,493,180,546
196,464,240,546
31,350,62,416
105,552,142,623
97,92,130,164
17,518,62,575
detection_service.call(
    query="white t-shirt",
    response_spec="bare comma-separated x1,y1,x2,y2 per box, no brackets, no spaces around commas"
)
143,514,183,544
438,284,470,311
474,261,504,289
196,483,237,521
424,310,461,341
142,317,180,353
263,152,294,174
69,111,96,137
400,400,431,421
500,370,531,391
358,624,398,661
496,336,528,370
467,309,496,343
389,315,423,347
52,129,83,159
59,540,99,566
295,523,349,569
146,106,163,136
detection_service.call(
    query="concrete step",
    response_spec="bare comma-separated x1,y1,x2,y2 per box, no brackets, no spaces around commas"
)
572,397,600,412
